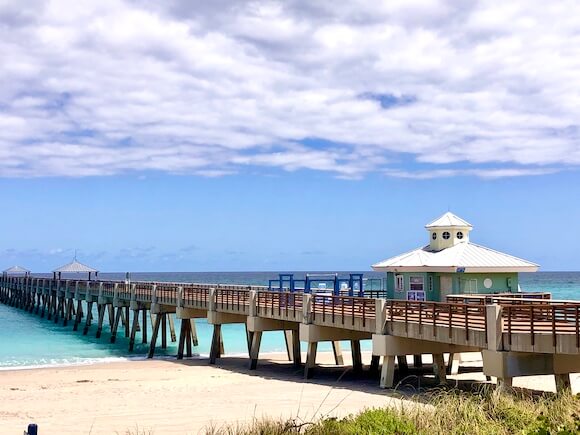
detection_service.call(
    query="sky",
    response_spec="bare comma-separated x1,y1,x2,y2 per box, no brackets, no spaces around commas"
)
0,0,579,272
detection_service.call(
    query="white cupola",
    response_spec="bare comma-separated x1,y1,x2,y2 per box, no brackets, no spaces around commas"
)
425,212,472,251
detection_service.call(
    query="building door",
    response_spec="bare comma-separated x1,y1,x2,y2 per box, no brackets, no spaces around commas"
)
440,275,453,301
407,276,425,301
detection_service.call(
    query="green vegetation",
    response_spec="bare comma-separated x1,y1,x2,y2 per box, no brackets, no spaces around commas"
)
206,388,580,435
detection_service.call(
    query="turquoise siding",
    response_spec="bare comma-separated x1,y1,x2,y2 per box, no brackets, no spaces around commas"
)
385,271,519,301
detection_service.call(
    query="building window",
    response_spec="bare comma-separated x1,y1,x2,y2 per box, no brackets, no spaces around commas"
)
442,231,450,240
395,274,404,292
461,279,477,294
457,231,464,240
410,276,424,291
432,232,437,240
428,276,433,292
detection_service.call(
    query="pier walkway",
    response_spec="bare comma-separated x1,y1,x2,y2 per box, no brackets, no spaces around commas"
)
1,276,579,391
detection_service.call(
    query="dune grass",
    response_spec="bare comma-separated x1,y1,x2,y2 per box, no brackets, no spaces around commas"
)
206,387,580,435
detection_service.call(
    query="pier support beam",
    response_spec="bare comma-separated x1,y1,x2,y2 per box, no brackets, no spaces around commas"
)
83,301,93,335
433,353,447,385
351,340,363,373
305,342,318,379
142,309,148,344
148,313,163,359
413,354,423,368
249,331,263,370
373,334,478,389
73,300,82,331
129,309,139,352
482,350,580,394
110,307,123,343
380,355,396,389
96,304,106,339
300,323,371,379
331,341,344,365
246,317,299,369
209,324,223,364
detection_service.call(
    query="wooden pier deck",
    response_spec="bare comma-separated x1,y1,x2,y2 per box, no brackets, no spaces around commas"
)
1,276,579,390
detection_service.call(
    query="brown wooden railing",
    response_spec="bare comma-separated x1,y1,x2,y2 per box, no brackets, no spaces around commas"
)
215,289,249,312
102,282,116,298
182,285,209,307
385,300,487,342
504,304,580,348
134,283,154,302
257,291,302,318
312,295,376,327
156,283,178,305
447,292,552,305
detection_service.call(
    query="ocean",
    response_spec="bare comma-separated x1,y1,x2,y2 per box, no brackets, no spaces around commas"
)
0,271,579,370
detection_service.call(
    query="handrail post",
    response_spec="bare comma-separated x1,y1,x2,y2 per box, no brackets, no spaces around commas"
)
177,286,184,308
375,298,386,334
152,284,157,304
302,293,312,324
209,287,216,311
486,304,503,351
130,284,136,302
249,290,257,317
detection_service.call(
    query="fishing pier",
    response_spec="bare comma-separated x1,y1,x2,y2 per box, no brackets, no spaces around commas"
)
1,275,579,391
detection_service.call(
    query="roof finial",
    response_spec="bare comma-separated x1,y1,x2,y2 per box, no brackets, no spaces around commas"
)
74,249,77,261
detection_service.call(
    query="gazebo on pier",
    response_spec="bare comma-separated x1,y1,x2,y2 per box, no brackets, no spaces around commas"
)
53,258,99,280
2,266,31,277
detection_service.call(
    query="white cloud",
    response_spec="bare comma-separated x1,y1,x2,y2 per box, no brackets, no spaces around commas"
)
0,0,579,179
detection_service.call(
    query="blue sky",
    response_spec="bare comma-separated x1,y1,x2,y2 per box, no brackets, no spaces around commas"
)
1,1,580,271
2,169,579,271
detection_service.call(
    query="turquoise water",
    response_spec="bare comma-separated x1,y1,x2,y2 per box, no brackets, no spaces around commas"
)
0,272,578,369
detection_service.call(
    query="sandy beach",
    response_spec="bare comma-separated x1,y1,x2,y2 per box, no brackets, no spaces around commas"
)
1,352,578,435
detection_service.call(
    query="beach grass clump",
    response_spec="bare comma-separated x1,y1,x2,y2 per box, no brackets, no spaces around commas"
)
206,388,580,435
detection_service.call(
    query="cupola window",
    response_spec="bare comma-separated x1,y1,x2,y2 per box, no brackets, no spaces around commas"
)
457,231,464,240
442,231,450,240
432,232,437,240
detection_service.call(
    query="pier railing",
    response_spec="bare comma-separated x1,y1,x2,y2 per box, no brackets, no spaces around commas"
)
504,304,580,349
182,284,209,308
215,289,250,314
134,283,154,302
156,283,179,305
384,300,488,343
311,295,376,332
256,291,303,321
446,292,552,305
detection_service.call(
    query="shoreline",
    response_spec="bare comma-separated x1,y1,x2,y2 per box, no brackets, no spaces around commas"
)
1,351,579,434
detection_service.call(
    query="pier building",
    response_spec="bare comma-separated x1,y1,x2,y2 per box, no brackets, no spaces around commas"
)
372,212,539,302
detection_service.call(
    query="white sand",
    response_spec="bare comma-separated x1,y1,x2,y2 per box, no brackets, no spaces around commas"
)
0,352,578,435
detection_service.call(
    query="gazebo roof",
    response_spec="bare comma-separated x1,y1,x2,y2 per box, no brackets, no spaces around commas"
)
3,265,31,274
53,259,98,273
